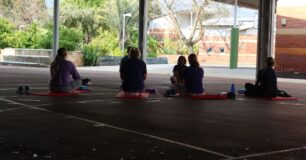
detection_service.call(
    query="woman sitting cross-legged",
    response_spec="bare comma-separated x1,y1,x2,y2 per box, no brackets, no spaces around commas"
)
183,53,205,96
170,55,187,95
49,48,82,93
120,47,147,95
244,57,278,97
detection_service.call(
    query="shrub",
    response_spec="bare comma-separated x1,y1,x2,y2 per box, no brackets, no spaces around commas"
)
82,30,121,66
0,18,15,48
39,25,83,51
147,36,161,57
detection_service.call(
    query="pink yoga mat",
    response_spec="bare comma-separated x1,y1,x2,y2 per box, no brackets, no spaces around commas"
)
190,94,228,100
116,91,149,99
270,97,298,101
29,90,90,97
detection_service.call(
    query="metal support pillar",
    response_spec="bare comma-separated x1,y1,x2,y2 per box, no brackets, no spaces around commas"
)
138,0,148,62
53,0,60,58
257,0,276,72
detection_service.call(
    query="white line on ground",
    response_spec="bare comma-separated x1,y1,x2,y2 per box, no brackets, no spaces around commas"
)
93,124,106,127
76,99,113,104
108,102,122,104
146,100,161,103
68,116,234,159
225,146,306,160
0,98,233,159
0,98,48,112
0,107,28,113
275,102,305,107
18,99,41,102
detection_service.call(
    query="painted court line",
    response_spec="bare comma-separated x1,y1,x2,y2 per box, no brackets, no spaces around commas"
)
146,100,161,103
0,107,28,113
225,146,306,160
0,98,49,112
0,98,233,159
18,99,41,102
67,116,234,159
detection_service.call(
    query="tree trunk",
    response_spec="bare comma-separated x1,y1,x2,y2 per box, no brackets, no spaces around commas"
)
187,43,194,54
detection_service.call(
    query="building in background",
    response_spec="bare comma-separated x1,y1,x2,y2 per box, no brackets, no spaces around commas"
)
148,1,258,65
275,2,306,76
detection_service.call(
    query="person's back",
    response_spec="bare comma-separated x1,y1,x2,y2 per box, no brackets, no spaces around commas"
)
50,59,80,88
257,67,277,97
245,57,278,97
184,66,204,94
50,48,81,92
184,54,204,94
120,48,147,92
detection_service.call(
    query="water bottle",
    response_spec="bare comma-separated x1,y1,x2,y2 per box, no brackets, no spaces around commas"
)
230,83,235,94
229,83,236,99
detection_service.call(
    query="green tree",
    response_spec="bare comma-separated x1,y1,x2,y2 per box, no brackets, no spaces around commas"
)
40,25,83,51
60,0,106,43
0,18,15,48
101,0,139,49
62,0,104,8
0,0,49,26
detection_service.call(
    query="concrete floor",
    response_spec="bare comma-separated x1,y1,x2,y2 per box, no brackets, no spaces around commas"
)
0,66,306,160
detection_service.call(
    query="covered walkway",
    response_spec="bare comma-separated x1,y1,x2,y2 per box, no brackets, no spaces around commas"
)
0,66,306,160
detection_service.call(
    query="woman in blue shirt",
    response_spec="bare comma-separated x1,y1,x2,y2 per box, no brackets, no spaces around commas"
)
120,47,147,93
184,53,204,95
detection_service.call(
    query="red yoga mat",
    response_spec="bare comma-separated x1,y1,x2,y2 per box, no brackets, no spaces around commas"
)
116,91,149,99
190,94,228,100
29,90,90,97
270,97,298,101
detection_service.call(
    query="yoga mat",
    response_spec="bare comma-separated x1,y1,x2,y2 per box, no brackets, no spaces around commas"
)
190,94,228,100
116,91,149,99
270,97,298,101
29,90,90,97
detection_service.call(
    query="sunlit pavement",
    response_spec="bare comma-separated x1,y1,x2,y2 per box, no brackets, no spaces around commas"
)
0,65,306,160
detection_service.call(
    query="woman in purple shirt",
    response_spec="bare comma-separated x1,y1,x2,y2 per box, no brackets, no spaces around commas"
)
184,53,204,95
49,48,81,93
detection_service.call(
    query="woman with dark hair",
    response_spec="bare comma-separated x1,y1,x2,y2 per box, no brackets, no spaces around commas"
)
120,47,147,93
183,53,204,95
244,57,278,97
171,56,187,84
167,56,187,95
49,48,82,93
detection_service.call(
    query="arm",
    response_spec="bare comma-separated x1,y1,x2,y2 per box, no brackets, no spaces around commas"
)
120,72,124,80
143,62,147,80
144,73,147,80
70,63,81,80
255,70,263,86
120,61,126,80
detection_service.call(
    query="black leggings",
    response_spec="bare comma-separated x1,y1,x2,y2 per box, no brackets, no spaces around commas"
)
244,83,264,97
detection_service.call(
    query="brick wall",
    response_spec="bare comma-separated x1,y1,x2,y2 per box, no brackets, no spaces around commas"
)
275,48,306,73
149,30,258,55
275,15,306,73
277,15,306,28
276,35,306,48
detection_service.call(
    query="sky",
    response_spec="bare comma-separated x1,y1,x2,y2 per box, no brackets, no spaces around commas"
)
46,0,53,8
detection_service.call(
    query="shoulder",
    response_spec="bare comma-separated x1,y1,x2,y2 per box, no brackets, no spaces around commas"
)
173,65,179,70
139,59,146,65
65,60,76,67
